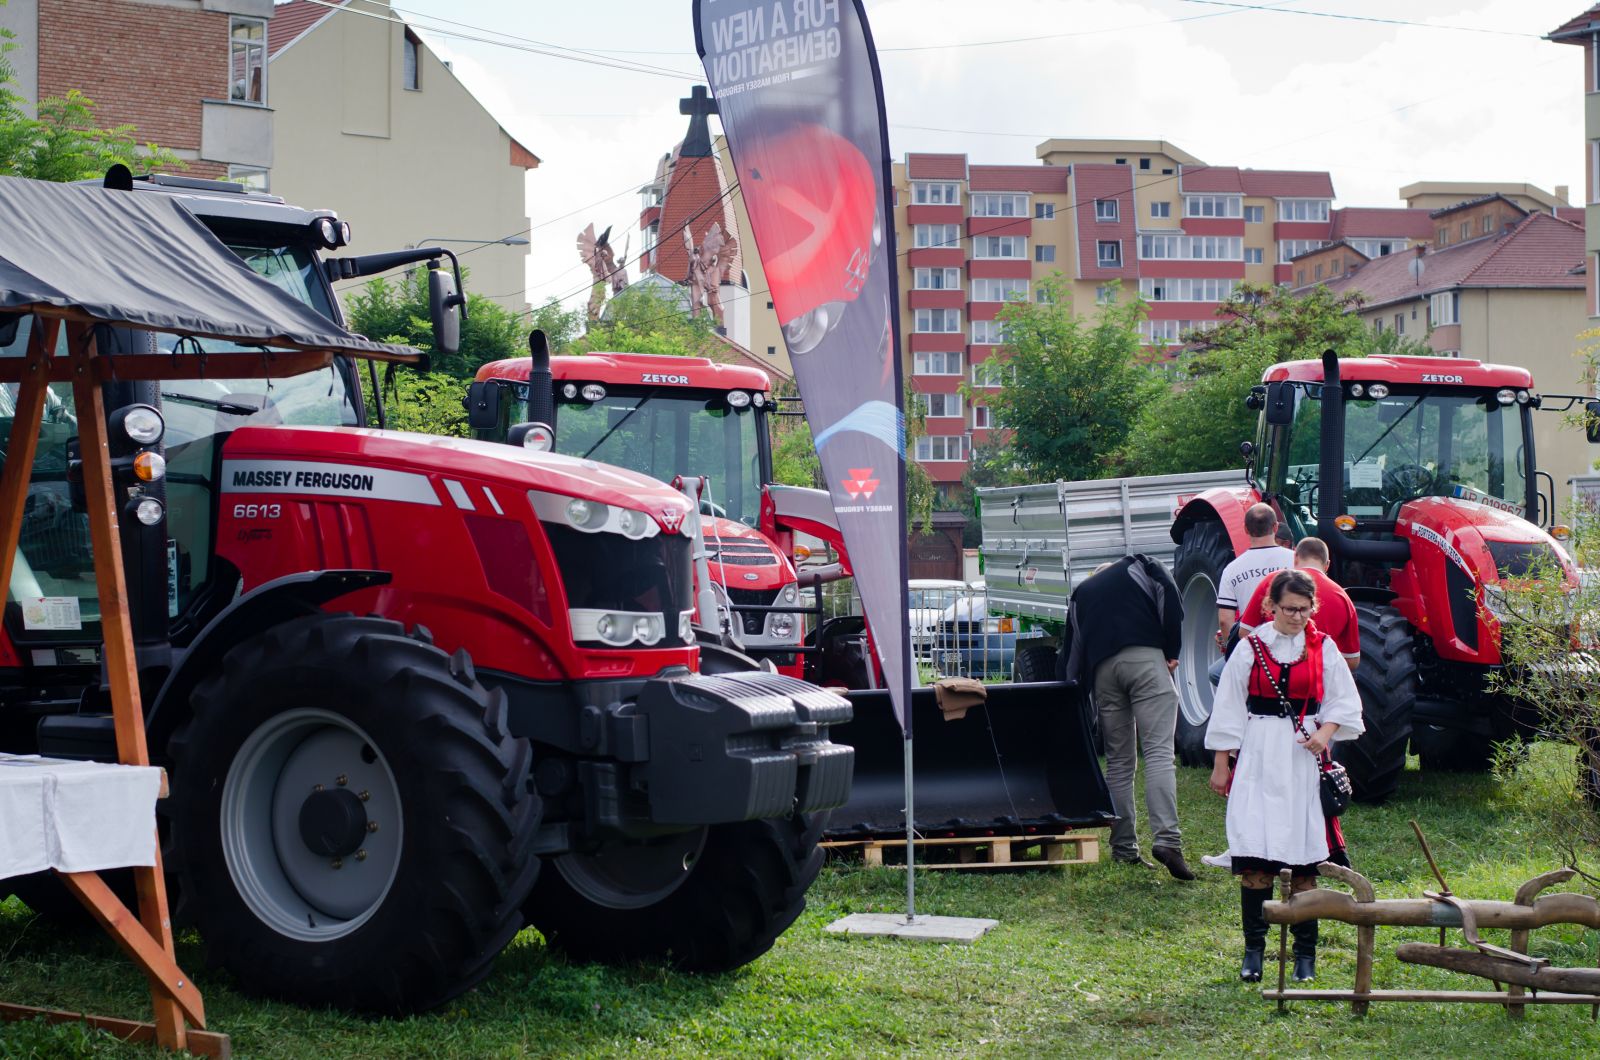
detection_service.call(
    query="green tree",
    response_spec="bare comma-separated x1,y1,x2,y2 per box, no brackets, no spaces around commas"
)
572,286,722,357
974,275,1160,482
343,267,527,378
1121,283,1434,476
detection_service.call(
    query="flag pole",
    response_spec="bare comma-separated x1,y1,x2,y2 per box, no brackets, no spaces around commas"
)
904,733,915,921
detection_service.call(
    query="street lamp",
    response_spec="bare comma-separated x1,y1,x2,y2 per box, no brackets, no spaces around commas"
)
411,235,529,248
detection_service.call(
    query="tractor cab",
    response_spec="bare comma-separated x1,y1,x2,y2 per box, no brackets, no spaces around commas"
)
1253,355,1542,552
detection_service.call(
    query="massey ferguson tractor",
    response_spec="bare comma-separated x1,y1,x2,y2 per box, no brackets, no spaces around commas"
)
1171,350,1587,802
0,172,853,1014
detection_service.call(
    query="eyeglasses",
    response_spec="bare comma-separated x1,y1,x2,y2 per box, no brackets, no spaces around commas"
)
1276,605,1313,618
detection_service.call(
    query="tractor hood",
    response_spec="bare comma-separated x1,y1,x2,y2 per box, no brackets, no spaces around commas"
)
222,426,694,534
1391,496,1575,663
705,516,797,593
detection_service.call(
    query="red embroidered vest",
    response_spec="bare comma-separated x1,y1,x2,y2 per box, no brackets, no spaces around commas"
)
1246,626,1326,712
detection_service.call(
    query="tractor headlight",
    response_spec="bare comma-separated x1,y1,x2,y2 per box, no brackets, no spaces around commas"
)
616,508,647,539
581,383,606,402
133,497,165,526
567,498,609,530
121,405,164,445
727,389,751,408
562,383,579,399
1348,383,1365,398
1497,388,1517,406
770,613,795,640
1517,389,1531,405
1366,383,1389,399
633,615,663,645
595,612,617,640
782,583,798,604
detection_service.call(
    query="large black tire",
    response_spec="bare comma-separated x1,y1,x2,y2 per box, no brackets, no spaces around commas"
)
1172,519,1236,767
1335,604,1417,804
166,613,541,1014
1014,643,1057,682
525,813,826,972
1412,725,1494,773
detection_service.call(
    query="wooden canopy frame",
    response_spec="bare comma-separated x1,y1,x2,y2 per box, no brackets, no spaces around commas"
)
0,307,398,1054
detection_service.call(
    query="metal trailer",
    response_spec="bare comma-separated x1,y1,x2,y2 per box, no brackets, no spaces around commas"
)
975,469,1245,677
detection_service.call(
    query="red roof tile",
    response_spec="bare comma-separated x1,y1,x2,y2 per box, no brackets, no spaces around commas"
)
1179,165,1242,194
1320,212,1584,309
1548,6,1600,41
1331,207,1435,240
1239,169,1335,199
269,0,346,59
969,165,1069,193
1557,206,1586,225
1428,193,1527,220
907,153,966,180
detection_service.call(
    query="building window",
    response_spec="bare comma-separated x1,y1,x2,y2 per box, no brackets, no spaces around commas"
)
1035,287,1053,303
230,17,267,104
1429,290,1460,326
1097,241,1122,267
1276,239,1326,264
1314,263,1324,281
1143,234,1243,260
1150,201,1171,219
972,361,1014,387
766,346,776,356
914,224,961,249
1436,227,1449,246
971,320,1008,344
1094,199,1119,222
914,435,967,462
1035,202,1056,219
912,182,961,205
1332,259,1342,275
1114,157,1127,165
971,277,1028,302
973,405,993,429
403,29,422,90
1277,199,1330,222
1296,269,1306,287
1349,239,1398,258
1592,141,1600,204
1244,205,1265,223
914,308,961,333
1374,318,1384,334
1183,195,1242,219
913,350,963,375
227,165,269,191
1139,158,1151,171
1034,244,1056,263
973,235,1026,259
1244,246,1264,265
1138,277,1237,302
1460,221,1470,241
1140,319,1193,343
1395,312,1405,335
919,393,964,418
971,193,1029,217
913,267,961,290
1095,285,1116,304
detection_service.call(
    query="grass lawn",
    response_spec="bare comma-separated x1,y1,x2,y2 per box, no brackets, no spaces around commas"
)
4,744,1600,1058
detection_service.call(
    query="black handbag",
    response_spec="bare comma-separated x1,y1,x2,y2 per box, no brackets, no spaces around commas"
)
1246,634,1353,817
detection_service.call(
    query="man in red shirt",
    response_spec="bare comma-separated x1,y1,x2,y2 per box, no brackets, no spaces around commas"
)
1238,537,1361,670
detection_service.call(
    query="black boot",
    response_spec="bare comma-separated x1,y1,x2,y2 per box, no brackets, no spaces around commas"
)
1240,886,1271,982
1291,920,1318,982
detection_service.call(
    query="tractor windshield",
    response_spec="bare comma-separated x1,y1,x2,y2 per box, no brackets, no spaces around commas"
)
549,387,765,528
1273,386,1531,526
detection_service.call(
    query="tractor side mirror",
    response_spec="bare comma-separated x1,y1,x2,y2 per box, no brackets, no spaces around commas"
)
428,263,462,357
464,381,503,431
1264,381,1295,426
1587,400,1600,444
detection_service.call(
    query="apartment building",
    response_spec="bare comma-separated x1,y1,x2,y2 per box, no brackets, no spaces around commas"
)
893,139,1349,485
1550,7,1600,319
0,0,275,179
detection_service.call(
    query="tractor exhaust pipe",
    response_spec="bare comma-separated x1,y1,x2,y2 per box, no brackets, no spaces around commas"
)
526,329,555,439
1317,349,1410,565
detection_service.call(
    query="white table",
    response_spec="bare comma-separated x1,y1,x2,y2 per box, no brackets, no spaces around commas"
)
0,754,161,879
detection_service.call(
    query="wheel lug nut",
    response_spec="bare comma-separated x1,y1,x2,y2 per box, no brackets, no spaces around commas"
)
359,790,370,801
355,849,367,861
313,783,324,792
337,774,349,787
367,821,379,833
331,858,343,870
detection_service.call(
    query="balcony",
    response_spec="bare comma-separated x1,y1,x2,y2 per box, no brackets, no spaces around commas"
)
200,100,273,168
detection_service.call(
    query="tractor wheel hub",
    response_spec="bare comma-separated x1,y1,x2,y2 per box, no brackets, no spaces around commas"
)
298,787,368,858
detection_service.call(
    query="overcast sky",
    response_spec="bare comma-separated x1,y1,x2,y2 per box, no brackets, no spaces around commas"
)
383,0,1593,313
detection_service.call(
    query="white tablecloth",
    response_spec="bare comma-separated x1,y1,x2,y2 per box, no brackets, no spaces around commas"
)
0,754,161,878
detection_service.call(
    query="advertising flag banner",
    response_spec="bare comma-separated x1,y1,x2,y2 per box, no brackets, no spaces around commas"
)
694,0,912,732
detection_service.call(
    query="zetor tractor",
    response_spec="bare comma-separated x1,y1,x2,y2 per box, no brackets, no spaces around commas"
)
0,174,852,1014
1171,351,1586,803
467,352,813,676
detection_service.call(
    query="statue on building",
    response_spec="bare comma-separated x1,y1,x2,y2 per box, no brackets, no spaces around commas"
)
684,221,737,330
577,223,629,321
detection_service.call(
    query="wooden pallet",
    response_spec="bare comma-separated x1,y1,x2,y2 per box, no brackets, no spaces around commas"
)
821,831,1100,870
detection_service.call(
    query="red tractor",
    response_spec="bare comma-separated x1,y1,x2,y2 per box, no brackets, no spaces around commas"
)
1171,351,1587,802
1,173,853,1014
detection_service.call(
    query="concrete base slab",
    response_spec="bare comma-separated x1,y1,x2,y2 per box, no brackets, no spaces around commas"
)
824,912,998,943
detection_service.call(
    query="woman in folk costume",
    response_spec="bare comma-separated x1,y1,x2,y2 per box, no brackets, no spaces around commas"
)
1204,569,1364,983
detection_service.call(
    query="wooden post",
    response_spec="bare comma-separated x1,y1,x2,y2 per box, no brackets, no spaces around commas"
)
66,322,186,1052
1276,869,1291,1014
1318,862,1376,1016
0,316,58,604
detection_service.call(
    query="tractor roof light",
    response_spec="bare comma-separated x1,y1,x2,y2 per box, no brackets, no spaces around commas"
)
580,383,606,402
119,405,164,445
727,389,752,408
1366,383,1390,399
132,451,165,483
561,383,578,400
1349,383,1365,398
1497,388,1517,406
752,391,766,408
1334,514,1357,532
1516,389,1531,405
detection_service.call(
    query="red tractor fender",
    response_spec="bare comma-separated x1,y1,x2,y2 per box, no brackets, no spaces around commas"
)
1170,485,1265,555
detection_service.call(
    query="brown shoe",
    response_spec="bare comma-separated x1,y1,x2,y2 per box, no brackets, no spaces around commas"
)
1151,845,1196,881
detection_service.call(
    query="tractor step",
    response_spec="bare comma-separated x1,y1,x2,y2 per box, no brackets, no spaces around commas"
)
821,830,1101,870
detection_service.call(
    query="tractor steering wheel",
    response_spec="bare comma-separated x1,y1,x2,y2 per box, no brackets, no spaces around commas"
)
1383,462,1436,501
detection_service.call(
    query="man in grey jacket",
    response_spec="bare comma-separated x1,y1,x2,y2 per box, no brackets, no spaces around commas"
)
1063,554,1193,880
